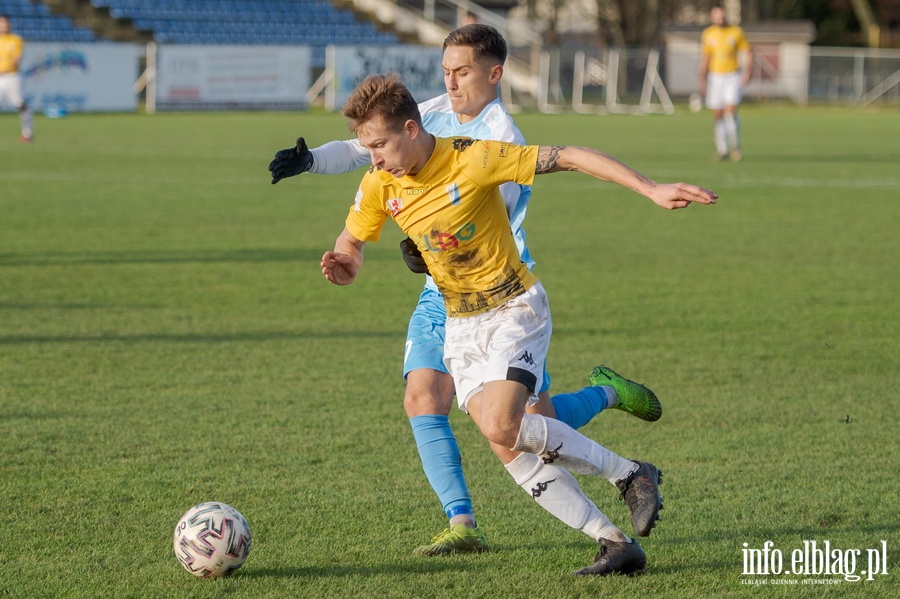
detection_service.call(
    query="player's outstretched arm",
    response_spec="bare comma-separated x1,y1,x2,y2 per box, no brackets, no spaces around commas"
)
322,227,365,286
269,137,372,183
535,145,717,210
269,137,314,184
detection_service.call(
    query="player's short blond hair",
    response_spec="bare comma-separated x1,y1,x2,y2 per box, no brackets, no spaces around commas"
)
342,73,422,135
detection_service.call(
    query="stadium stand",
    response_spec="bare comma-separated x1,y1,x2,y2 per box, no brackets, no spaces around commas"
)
88,0,398,65
0,0,96,41
6,1,398,66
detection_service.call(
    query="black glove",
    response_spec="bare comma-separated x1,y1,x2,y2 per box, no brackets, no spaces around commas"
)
400,237,429,275
269,137,314,184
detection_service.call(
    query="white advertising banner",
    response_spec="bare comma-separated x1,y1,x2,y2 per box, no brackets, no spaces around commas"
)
155,45,312,110
330,45,444,110
18,43,142,112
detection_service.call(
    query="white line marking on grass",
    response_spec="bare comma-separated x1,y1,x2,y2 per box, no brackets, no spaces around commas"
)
651,172,900,190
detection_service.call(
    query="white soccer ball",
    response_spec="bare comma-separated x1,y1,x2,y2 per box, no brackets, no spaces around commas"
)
689,93,703,113
173,502,252,578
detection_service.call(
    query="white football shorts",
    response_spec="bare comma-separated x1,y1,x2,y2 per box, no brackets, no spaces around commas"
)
705,71,743,109
0,72,24,108
444,282,551,411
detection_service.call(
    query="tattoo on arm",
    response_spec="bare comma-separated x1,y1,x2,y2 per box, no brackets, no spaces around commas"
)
536,146,565,174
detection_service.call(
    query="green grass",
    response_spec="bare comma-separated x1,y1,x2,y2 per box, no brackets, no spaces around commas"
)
1,105,898,598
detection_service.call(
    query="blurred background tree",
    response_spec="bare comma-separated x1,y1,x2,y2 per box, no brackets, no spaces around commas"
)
530,0,899,48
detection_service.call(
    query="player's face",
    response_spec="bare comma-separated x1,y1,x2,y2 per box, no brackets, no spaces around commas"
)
442,45,501,123
710,7,726,26
357,117,420,178
0,18,9,34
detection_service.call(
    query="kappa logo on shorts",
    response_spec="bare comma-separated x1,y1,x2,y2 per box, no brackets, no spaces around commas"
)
518,350,535,366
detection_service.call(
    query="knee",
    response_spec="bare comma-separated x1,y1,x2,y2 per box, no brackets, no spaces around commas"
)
478,413,522,448
404,385,453,418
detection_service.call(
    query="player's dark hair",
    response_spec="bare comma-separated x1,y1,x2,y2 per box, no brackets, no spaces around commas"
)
443,24,507,66
342,73,422,134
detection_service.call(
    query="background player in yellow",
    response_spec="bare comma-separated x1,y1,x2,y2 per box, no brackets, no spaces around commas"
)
320,73,717,576
699,4,752,161
0,15,33,142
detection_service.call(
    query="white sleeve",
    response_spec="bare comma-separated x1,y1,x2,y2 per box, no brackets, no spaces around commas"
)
308,139,371,174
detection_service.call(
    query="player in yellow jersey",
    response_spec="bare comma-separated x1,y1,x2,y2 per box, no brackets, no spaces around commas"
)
699,5,752,161
274,25,688,557
0,15,33,142
321,73,717,576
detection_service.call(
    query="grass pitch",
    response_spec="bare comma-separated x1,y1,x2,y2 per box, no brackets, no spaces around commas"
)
1,105,898,598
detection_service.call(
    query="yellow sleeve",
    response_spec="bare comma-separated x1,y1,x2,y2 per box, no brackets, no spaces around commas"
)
344,172,388,243
467,140,538,188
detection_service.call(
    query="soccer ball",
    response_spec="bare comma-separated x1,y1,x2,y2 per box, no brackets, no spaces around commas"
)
689,93,704,113
173,502,252,578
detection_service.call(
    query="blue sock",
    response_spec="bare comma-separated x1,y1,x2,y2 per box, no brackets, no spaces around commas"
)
550,387,609,430
409,415,473,520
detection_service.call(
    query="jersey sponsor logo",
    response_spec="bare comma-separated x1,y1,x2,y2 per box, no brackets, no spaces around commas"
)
445,183,460,206
452,138,475,152
421,222,475,252
386,198,403,216
405,187,429,195
445,270,527,316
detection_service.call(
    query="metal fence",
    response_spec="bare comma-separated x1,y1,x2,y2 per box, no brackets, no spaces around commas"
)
808,47,900,106
547,45,900,112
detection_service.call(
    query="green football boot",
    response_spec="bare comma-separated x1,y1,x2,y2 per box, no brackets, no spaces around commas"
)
412,524,489,556
589,365,662,422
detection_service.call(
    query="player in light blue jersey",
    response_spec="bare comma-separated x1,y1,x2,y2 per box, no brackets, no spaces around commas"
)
269,24,663,556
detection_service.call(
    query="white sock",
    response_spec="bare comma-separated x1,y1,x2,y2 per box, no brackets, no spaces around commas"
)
714,120,727,155
601,385,617,408
723,114,739,151
513,413,637,483
505,452,626,541
20,109,33,138
449,513,476,528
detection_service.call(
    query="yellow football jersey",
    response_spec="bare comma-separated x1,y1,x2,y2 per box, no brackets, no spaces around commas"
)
346,137,540,316
701,25,749,74
0,33,23,74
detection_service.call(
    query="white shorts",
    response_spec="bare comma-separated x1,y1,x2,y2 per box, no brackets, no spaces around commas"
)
705,72,743,110
0,73,24,108
444,282,551,411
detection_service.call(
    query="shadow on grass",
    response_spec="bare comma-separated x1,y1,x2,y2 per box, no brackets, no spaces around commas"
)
0,247,401,267
662,521,899,546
